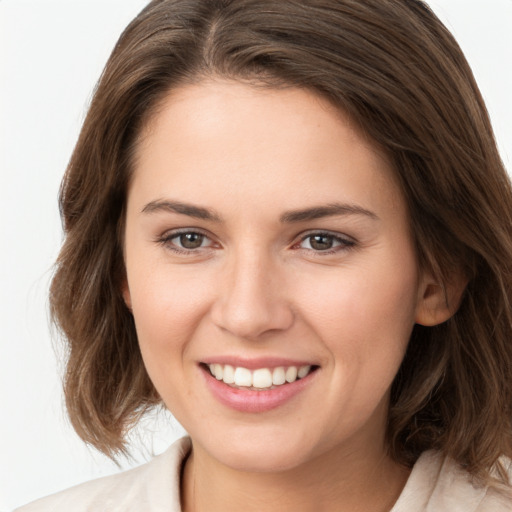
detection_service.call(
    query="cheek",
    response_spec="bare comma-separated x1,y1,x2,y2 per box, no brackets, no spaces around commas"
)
128,266,214,374
298,256,419,372
128,269,216,418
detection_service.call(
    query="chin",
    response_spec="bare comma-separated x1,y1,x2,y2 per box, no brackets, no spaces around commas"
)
197,426,321,474
219,446,311,473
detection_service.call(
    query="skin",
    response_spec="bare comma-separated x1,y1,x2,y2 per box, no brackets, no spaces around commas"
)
122,79,455,512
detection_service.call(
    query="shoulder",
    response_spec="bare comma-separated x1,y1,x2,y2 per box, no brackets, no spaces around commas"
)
393,451,512,512
14,437,191,512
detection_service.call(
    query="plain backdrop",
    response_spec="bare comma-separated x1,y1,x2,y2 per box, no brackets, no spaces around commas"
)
1,1,511,510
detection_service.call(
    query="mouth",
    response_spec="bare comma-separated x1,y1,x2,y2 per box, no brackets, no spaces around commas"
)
201,362,319,391
199,356,320,412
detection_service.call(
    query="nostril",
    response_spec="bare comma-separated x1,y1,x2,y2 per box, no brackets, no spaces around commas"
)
210,297,294,340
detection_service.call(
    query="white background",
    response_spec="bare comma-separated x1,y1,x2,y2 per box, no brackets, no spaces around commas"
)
1,1,511,510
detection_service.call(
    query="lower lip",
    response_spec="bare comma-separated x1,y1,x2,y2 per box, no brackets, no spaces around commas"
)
201,366,317,413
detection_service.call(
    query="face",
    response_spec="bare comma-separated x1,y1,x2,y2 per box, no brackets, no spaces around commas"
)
123,80,432,473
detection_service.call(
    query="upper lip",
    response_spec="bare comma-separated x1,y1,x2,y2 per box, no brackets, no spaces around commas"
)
200,356,317,370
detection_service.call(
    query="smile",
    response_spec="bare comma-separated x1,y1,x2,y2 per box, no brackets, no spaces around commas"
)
207,363,314,390
201,361,319,413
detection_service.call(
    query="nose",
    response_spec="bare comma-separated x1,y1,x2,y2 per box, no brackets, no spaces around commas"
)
210,250,294,340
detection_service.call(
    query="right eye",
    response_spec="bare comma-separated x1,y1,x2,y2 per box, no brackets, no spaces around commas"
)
174,232,209,249
158,230,215,254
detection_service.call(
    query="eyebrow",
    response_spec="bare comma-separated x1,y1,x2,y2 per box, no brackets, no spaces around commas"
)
141,199,378,223
280,203,379,223
142,200,223,222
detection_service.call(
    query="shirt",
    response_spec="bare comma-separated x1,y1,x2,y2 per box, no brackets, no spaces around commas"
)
15,437,512,511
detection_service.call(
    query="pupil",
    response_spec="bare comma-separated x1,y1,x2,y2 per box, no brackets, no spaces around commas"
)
180,233,203,249
310,235,333,250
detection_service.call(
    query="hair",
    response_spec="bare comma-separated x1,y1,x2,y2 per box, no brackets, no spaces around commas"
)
51,0,512,486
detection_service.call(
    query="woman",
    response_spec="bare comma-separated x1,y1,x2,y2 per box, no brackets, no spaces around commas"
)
16,0,512,510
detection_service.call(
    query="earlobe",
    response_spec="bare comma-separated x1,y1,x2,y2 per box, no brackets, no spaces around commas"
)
415,273,467,327
121,280,133,312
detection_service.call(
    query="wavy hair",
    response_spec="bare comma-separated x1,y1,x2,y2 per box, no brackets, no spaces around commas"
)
50,0,512,485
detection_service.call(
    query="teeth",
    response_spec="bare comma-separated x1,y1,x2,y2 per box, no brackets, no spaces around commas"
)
285,366,298,383
253,368,273,388
234,367,252,387
272,367,286,385
213,363,223,380
223,364,235,384
207,363,314,389
297,365,311,379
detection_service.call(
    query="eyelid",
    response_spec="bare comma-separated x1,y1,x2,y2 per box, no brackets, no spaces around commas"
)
159,226,211,240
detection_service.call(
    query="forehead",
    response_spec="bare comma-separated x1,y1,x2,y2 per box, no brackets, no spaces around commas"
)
129,79,404,221
138,79,376,156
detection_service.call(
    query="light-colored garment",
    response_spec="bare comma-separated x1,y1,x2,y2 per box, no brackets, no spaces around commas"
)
15,437,512,511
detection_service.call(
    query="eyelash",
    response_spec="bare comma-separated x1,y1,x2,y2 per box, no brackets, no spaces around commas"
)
156,229,356,256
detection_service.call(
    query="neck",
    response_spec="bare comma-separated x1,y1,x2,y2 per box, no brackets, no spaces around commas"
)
181,437,410,512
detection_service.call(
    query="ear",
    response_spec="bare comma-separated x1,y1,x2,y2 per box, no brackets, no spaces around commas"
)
415,271,467,326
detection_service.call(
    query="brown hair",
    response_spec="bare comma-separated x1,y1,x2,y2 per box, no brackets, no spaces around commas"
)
51,0,512,484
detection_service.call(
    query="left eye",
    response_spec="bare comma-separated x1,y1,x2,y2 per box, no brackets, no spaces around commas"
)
299,234,351,251
168,232,212,250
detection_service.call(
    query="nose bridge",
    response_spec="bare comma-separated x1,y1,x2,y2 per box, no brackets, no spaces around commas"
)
211,244,293,339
